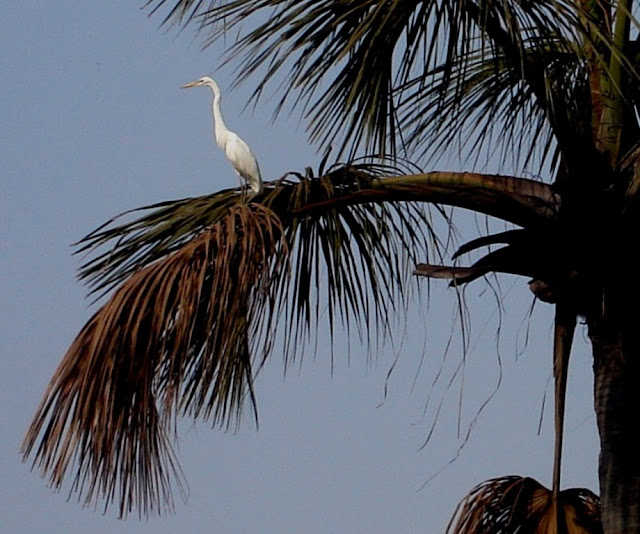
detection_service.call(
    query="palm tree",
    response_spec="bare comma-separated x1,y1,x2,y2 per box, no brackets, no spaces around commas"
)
21,1,640,531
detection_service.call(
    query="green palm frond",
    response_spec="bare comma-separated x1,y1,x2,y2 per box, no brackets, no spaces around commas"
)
143,1,640,178
144,0,588,160
399,36,590,171
448,476,602,533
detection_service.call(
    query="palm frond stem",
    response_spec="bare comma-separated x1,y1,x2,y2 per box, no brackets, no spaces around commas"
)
295,172,559,229
552,301,578,530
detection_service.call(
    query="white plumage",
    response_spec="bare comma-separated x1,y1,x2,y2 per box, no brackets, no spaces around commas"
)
181,76,264,194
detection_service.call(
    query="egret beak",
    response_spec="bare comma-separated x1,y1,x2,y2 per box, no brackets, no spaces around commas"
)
181,81,198,89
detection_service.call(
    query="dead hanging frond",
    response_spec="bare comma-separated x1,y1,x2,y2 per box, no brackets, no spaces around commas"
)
76,187,240,300
448,475,602,533
22,203,288,518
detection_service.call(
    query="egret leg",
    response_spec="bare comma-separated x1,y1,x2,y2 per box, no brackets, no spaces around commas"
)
236,172,248,202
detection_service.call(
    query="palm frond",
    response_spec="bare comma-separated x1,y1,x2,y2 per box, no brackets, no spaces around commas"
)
414,246,533,285
552,302,578,520
144,0,589,162
415,223,569,290
451,229,525,260
22,203,287,517
23,161,560,517
448,475,602,533
22,162,437,517
76,187,240,300
399,35,591,172
415,247,538,286
78,166,558,298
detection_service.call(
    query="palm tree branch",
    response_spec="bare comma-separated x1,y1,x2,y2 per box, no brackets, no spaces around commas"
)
460,1,606,177
22,164,557,517
22,203,288,517
294,172,559,229
143,0,599,163
451,229,525,260
552,301,578,529
415,245,539,285
79,170,557,298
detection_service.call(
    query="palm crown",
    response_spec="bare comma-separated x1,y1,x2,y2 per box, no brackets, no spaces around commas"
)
22,1,640,532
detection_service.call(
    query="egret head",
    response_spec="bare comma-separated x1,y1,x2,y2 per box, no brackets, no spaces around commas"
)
181,76,216,90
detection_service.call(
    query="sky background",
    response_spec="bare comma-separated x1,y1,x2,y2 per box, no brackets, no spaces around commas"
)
2,2,599,533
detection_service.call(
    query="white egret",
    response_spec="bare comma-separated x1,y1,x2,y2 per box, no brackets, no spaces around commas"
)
181,76,264,195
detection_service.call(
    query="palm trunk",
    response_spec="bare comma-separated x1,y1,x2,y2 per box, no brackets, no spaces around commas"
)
590,290,640,532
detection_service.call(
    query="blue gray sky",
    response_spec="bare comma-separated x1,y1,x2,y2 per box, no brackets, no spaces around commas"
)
2,2,599,532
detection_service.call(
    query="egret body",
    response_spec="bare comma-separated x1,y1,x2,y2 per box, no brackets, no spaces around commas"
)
181,76,264,194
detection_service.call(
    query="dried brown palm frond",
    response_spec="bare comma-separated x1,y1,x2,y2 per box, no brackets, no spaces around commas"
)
76,187,240,300
22,203,288,518
448,475,602,533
